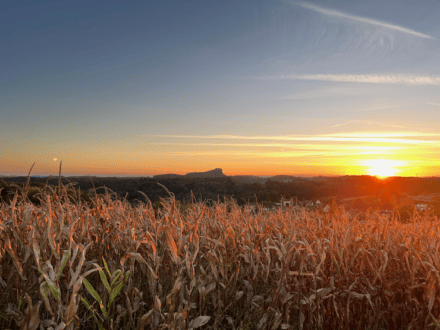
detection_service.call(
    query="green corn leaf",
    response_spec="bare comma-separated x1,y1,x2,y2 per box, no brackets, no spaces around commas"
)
108,278,125,308
99,270,111,294
99,300,109,320
125,270,131,283
43,274,60,300
81,279,109,320
110,270,122,287
110,273,124,290
102,257,111,278
81,295,92,310
82,278,102,305
57,250,70,280
111,267,120,279
81,296,105,330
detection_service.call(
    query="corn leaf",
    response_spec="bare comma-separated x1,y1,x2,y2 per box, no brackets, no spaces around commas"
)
82,278,102,305
80,296,105,330
108,278,125,307
102,257,111,278
110,270,122,287
57,250,70,280
99,270,111,294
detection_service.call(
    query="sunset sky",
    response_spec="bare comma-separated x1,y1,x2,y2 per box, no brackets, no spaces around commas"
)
1,0,440,177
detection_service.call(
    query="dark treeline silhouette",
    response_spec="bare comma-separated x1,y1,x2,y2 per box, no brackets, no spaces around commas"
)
1,174,440,208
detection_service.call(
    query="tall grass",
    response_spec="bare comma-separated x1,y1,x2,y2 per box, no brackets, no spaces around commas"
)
0,164,439,329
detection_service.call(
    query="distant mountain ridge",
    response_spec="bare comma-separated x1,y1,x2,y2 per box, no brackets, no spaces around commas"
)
152,169,303,183
153,168,226,179
186,168,225,178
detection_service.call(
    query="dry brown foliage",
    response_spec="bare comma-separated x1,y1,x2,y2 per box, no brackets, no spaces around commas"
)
1,169,440,329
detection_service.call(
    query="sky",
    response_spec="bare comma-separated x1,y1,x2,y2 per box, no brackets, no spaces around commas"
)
1,0,440,178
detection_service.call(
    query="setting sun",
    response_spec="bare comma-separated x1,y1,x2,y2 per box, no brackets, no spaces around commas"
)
363,159,403,178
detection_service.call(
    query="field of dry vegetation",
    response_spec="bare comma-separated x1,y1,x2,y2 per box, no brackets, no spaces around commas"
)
1,174,440,329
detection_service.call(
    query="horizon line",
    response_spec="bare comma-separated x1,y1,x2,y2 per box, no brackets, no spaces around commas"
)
0,173,436,179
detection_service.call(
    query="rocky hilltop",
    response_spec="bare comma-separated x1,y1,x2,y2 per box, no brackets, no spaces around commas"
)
185,168,226,178
153,168,226,179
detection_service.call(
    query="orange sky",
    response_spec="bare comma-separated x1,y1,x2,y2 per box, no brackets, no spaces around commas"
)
2,130,439,178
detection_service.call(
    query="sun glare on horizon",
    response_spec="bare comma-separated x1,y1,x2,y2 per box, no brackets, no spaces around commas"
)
363,159,403,178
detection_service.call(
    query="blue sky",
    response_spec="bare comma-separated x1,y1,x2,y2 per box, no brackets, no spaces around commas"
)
1,0,440,177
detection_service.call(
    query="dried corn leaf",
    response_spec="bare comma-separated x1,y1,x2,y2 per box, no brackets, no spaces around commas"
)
139,309,154,330
188,316,211,329
165,227,179,264
257,313,268,330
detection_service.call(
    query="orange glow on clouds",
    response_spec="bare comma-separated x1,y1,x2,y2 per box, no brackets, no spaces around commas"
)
2,130,439,177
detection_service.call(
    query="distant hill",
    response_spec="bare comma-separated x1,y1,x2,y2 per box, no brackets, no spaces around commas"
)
153,168,227,179
185,168,226,178
230,175,267,184
269,175,305,183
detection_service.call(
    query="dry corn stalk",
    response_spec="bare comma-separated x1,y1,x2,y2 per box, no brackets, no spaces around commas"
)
1,170,440,329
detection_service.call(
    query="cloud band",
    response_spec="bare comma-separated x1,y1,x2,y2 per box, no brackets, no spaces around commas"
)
274,74,440,85
291,1,434,39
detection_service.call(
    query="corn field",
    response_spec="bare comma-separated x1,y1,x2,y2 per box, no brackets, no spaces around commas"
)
1,179,440,330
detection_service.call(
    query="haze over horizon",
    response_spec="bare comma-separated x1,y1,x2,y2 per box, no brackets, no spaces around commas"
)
0,167,435,179
2,0,440,178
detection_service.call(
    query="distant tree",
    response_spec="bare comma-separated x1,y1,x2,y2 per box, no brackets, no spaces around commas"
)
353,198,367,212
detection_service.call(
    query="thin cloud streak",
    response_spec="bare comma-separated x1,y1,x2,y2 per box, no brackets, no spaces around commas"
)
151,134,439,144
323,131,440,137
143,142,404,152
331,120,406,128
159,150,400,159
275,74,440,85
290,1,434,39
426,102,440,107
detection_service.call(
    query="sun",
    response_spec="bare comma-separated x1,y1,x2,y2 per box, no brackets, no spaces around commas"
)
363,159,399,178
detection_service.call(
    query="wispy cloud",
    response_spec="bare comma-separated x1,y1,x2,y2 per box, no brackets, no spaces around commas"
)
323,131,440,138
143,142,404,151
284,86,369,100
151,133,439,144
151,147,405,159
331,120,406,129
146,133,440,169
290,1,434,39
426,102,440,107
272,74,440,85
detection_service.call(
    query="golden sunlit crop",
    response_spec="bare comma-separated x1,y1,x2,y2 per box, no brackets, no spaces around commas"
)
363,159,406,178
1,176,440,329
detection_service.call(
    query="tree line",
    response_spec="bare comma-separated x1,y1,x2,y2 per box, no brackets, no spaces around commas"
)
1,175,440,209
